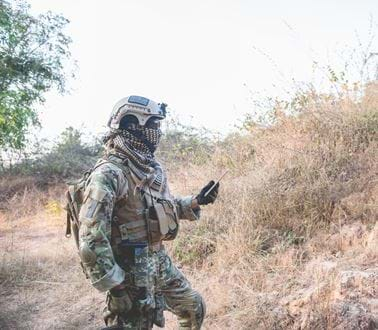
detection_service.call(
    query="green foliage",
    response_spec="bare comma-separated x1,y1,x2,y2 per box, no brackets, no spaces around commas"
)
0,117,219,181
0,0,73,151
1,127,102,179
158,116,217,165
42,127,102,178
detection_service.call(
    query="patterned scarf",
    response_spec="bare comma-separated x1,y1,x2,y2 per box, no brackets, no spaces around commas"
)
104,126,165,189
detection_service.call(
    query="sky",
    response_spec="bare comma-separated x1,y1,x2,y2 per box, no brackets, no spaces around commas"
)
28,0,378,139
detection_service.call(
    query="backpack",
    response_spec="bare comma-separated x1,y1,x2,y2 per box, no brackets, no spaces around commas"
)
65,160,108,249
65,170,90,249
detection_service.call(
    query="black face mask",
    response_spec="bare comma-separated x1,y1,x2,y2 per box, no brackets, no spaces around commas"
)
118,116,162,153
124,125,162,154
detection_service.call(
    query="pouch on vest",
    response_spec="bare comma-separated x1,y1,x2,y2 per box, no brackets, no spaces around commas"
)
154,203,169,235
158,200,179,241
146,193,179,242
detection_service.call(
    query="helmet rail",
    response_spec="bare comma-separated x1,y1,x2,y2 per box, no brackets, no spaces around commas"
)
108,95,167,129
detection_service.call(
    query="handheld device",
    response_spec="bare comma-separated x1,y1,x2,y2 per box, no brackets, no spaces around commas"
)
203,170,229,197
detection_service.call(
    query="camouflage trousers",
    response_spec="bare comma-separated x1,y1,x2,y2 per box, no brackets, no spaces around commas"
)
103,249,205,330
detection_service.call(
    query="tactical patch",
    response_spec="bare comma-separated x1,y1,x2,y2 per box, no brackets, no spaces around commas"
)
134,246,146,263
128,95,149,106
86,200,99,219
89,187,107,202
83,187,107,219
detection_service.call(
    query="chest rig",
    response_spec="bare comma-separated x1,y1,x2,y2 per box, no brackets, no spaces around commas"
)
106,156,179,253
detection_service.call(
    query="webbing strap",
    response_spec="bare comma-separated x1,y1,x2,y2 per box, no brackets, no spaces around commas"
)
124,219,146,229
65,212,72,237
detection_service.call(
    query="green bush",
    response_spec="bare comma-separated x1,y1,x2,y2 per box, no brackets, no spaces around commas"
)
0,127,102,179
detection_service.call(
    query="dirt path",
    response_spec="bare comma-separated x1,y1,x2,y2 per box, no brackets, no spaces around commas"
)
0,208,101,329
0,207,180,329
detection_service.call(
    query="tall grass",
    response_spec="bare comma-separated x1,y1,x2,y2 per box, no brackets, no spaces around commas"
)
167,81,377,328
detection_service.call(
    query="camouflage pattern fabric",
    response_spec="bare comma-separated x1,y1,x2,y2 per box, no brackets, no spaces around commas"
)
104,250,205,330
78,161,128,291
78,158,204,329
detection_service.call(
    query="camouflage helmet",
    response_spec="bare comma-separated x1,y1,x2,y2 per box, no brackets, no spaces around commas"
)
108,95,167,129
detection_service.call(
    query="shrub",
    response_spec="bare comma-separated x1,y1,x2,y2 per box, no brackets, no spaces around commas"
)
0,127,102,179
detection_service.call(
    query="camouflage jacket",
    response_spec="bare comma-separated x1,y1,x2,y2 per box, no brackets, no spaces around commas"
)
78,155,200,292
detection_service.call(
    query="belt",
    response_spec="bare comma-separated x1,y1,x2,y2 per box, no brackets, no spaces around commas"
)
117,240,164,257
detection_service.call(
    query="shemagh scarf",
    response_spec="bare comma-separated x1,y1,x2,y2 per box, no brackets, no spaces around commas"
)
104,125,165,189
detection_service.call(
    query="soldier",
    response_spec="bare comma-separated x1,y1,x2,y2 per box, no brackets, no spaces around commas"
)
77,96,219,329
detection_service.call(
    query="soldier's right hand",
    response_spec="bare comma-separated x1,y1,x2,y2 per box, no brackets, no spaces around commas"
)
106,287,133,315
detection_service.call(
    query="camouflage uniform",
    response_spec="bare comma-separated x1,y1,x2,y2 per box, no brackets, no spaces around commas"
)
78,155,205,329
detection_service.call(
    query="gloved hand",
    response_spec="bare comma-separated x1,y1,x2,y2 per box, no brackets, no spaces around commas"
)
106,287,133,316
195,180,219,205
103,287,133,326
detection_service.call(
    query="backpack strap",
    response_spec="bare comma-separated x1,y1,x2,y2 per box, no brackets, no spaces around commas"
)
65,211,72,237
100,155,135,182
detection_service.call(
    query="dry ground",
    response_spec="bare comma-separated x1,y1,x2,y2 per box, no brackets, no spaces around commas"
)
0,186,200,329
0,186,104,329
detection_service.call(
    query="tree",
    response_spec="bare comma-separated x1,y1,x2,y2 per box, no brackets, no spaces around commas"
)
0,0,73,151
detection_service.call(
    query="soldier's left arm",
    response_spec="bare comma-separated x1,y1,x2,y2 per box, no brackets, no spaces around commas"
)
174,196,201,221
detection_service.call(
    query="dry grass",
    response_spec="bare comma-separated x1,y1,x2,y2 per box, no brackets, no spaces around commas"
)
166,83,378,329
0,186,104,329
0,83,377,329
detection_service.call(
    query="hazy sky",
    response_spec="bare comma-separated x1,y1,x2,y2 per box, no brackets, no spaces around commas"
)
28,0,378,138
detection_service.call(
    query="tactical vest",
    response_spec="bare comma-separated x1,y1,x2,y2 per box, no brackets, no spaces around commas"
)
106,156,179,255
